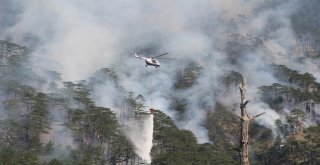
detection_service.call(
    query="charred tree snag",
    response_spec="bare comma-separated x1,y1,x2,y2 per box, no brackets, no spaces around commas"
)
238,77,265,165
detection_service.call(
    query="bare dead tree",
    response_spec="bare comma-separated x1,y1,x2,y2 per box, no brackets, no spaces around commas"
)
238,77,265,165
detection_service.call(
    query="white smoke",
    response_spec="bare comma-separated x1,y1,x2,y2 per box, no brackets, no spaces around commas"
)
2,0,318,145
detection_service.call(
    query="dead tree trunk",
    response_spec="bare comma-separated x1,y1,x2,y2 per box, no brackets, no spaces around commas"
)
239,77,265,165
239,77,250,165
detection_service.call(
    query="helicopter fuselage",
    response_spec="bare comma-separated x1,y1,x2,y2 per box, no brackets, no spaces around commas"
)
145,58,160,68
134,52,165,68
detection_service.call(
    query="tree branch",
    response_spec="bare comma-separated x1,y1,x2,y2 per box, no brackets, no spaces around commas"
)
240,100,250,109
231,111,241,119
250,112,266,120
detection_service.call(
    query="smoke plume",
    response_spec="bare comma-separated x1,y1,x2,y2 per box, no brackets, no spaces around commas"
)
2,0,318,145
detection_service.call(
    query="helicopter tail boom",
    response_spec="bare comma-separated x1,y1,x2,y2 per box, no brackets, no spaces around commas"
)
134,52,139,58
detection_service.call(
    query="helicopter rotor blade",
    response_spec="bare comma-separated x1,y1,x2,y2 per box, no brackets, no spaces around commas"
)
157,57,175,60
152,53,168,59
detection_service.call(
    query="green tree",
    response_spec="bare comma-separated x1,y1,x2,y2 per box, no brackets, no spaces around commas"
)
288,109,306,138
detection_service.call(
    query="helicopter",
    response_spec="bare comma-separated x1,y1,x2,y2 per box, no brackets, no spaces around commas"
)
134,52,168,68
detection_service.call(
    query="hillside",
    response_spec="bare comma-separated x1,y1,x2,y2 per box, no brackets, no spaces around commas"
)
1,1,320,165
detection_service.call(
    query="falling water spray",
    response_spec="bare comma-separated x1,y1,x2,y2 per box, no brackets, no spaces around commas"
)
123,114,154,163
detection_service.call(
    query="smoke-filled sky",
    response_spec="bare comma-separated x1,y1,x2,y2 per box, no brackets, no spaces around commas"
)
2,0,320,143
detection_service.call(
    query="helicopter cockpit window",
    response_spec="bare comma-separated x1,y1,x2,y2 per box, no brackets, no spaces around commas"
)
152,59,156,63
